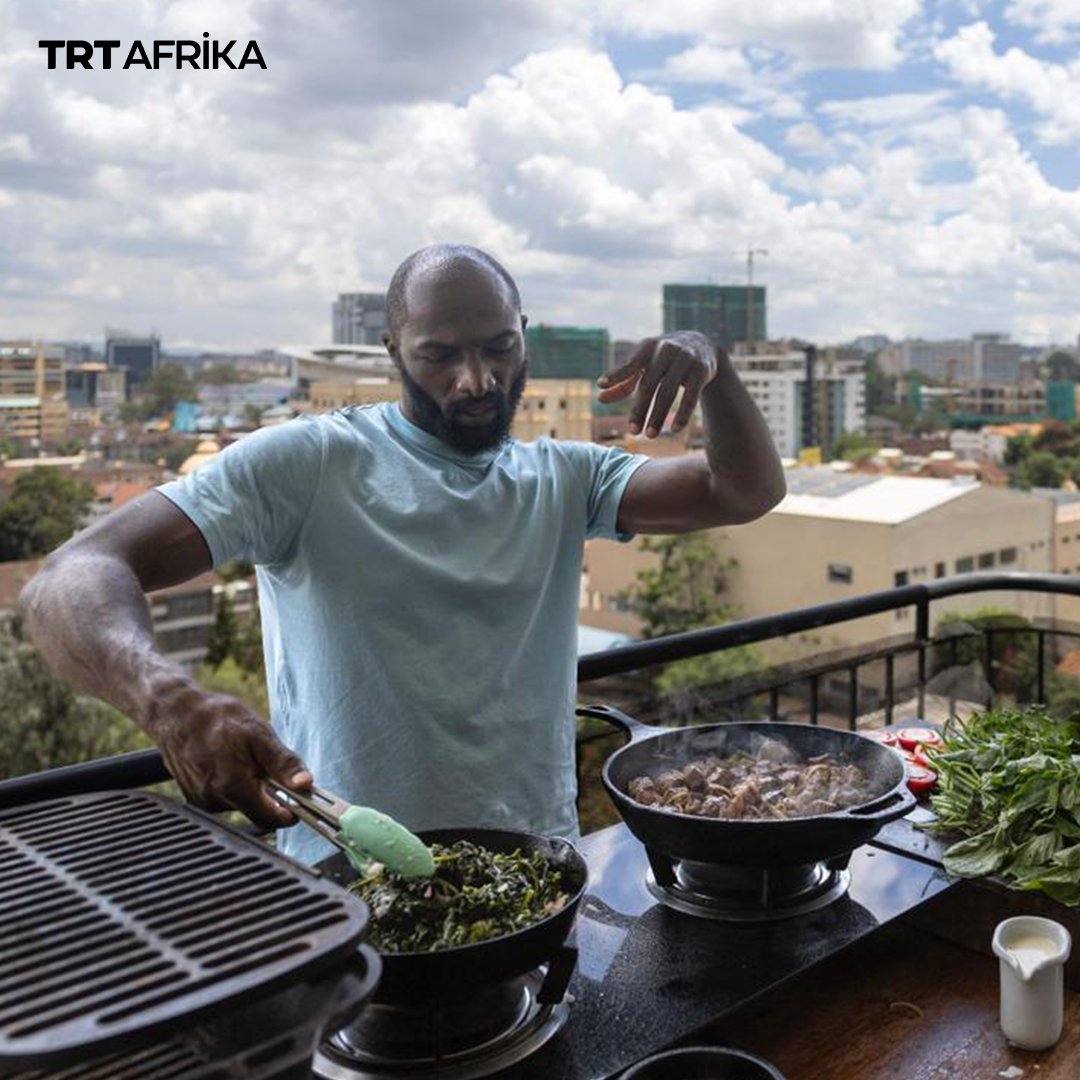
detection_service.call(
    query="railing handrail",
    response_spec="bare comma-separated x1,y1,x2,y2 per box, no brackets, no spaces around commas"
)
577,571,1080,681
3,572,1079,807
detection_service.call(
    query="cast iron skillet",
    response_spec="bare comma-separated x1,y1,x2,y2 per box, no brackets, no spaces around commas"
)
578,703,915,868
315,827,587,1004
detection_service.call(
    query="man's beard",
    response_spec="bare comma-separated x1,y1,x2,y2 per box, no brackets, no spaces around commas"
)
398,362,527,453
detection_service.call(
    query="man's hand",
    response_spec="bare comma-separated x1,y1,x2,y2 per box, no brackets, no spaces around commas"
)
597,331,717,438
148,683,312,831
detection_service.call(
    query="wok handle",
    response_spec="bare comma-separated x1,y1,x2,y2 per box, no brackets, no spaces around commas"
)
576,703,657,745
842,784,917,821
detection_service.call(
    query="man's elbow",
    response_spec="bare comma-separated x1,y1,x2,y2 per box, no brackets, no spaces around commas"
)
710,472,786,526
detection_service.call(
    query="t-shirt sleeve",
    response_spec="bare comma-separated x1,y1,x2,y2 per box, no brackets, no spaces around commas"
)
156,417,326,567
577,443,651,542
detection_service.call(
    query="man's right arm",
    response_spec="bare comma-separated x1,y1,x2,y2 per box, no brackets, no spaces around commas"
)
18,491,310,828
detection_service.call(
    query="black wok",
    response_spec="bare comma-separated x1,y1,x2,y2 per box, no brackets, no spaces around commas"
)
315,827,586,1005
578,704,915,868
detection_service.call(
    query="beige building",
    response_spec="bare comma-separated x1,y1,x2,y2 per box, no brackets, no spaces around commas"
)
307,376,594,443
0,341,68,444
583,466,1056,653
309,378,399,411
515,379,592,442
1036,490,1080,626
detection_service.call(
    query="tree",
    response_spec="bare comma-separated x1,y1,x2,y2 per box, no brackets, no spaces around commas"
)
0,614,152,780
128,364,197,420
1046,351,1080,382
197,657,270,719
1017,451,1066,490
864,355,894,413
619,532,761,696
205,590,238,669
0,467,96,561
934,608,1037,702
829,431,879,464
623,532,739,639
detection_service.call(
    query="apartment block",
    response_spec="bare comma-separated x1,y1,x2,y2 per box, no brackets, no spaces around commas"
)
0,341,68,444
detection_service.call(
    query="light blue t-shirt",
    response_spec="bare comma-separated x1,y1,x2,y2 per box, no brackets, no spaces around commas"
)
158,402,648,864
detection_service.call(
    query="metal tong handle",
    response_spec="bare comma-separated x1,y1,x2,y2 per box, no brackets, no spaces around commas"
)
264,781,352,848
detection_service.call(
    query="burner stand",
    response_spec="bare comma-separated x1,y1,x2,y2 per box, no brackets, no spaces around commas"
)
313,948,576,1080
646,850,852,922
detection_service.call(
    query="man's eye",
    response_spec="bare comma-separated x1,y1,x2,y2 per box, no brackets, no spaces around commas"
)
487,343,514,356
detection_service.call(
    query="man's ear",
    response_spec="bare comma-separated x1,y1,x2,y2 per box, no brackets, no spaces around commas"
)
520,313,528,331
382,331,397,360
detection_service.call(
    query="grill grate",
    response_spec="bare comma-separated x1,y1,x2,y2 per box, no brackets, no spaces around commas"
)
0,791,371,1069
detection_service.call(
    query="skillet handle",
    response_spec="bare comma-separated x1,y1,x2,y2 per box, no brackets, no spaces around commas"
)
576,703,657,745
843,784,917,821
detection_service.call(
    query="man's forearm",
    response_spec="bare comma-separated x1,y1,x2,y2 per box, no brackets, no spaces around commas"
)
19,551,198,734
697,349,787,521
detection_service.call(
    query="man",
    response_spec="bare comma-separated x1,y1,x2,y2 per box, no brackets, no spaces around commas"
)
20,244,786,865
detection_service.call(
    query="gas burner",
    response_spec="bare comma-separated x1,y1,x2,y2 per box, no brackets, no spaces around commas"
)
312,966,571,1080
646,856,851,922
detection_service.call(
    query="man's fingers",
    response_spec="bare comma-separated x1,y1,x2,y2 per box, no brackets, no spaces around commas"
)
628,359,669,434
250,735,311,827
671,370,706,430
645,383,682,437
597,338,657,388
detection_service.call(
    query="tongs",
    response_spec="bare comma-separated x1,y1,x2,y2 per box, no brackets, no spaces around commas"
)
265,781,435,879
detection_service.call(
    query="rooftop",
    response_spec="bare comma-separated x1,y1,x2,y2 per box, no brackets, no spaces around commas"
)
777,468,979,524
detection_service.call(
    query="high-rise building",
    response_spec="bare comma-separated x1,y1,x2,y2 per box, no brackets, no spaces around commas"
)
105,330,159,386
524,326,610,380
333,293,388,345
662,284,766,347
731,351,865,458
0,341,68,443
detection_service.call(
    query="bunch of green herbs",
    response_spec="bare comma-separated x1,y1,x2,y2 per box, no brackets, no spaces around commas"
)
347,840,568,953
923,705,1080,905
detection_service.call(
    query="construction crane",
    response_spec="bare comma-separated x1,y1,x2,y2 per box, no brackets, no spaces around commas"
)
735,247,768,350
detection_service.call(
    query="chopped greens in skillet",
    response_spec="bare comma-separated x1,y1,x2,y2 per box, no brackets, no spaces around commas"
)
347,840,568,953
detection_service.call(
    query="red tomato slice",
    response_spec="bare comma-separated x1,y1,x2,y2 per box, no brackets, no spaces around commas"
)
913,745,937,769
897,727,944,751
906,764,937,795
860,730,899,747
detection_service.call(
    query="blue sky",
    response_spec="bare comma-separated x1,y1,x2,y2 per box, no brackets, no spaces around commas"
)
1,0,1078,348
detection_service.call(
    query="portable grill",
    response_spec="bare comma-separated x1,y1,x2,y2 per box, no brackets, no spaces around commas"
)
0,790,381,1078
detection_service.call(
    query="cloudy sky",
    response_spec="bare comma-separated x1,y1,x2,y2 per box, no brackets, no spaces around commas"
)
2,0,1079,350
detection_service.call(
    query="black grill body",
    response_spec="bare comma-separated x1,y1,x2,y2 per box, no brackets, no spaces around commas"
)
0,791,380,1075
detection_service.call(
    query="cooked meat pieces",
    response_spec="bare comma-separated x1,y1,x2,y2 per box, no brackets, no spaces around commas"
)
625,739,871,819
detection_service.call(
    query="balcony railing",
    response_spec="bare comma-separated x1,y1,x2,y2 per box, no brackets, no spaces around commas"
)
3,572,1080,816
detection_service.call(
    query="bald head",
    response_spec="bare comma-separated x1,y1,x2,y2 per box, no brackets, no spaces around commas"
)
385,244,521,337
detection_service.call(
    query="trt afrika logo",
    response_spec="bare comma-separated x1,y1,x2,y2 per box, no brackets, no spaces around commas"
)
39,35,266,69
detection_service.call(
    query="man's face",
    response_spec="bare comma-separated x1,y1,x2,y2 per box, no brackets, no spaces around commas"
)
386,266,528,453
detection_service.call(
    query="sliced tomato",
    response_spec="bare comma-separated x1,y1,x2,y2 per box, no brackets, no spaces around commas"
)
906,764,938,795
912,745,937,769
896,727,944,751
859,729,899,747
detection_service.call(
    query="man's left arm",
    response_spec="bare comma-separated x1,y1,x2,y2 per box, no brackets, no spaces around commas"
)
602,332,787,534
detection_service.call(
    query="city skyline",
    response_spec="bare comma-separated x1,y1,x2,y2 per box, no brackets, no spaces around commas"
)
2,1,1078,349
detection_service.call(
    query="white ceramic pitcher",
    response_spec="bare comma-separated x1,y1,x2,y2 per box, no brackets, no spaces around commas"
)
992,915,1072,1050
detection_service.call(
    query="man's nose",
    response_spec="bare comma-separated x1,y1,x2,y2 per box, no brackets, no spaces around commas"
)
455,352,496,397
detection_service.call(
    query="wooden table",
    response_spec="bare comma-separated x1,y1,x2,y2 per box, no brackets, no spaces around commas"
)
700,920,1080,1079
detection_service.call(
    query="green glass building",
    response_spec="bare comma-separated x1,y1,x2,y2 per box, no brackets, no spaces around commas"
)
524,325,610,380
662,284,766,346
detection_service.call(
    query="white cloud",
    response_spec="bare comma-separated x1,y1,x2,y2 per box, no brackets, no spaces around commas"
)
934,21,1080,145
585,0,923,70
818,91,952,127
653,43,752,84
1005,0,1080,45
1,0,1079,349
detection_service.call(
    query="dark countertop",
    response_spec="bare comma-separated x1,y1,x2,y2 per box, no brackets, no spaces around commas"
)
501,820,956,1080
